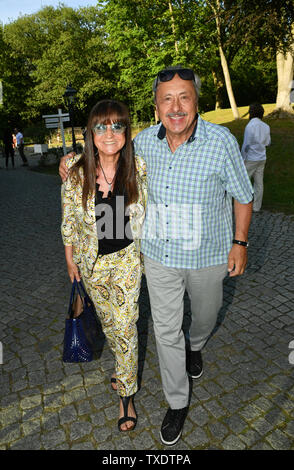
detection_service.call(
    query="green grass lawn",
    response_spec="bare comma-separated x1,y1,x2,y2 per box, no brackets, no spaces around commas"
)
202,104,294,215
32,103,294,214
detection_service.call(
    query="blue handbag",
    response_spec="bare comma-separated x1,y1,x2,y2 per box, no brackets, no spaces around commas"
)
62,279,101,363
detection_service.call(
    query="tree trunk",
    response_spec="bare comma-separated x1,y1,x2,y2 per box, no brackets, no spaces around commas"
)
168,0,179,54
179,0,189,52
212,70,224,109
275,49,294,112
208,0,240,119
218,45,240,118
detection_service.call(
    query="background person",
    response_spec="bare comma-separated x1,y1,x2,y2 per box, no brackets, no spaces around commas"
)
241,102,271,212
3,128,15,169
61,99,147,433
14,128,29,166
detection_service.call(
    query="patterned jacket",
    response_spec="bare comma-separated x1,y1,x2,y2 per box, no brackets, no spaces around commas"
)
61,154,147,278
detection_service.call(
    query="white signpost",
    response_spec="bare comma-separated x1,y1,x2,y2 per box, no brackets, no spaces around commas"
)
42,108,70,155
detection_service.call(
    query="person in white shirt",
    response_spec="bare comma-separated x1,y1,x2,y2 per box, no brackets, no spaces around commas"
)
241,103,271,212
14,128,29,166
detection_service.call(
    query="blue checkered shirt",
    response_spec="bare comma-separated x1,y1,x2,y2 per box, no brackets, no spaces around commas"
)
134,115,253,269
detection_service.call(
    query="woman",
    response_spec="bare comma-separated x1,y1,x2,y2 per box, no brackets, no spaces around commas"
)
61,99,147,432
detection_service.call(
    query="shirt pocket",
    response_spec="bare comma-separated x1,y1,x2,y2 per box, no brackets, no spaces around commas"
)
192,173,224,206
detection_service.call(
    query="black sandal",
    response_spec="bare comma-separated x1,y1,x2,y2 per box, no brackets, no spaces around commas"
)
111,377,117,391
118,395,137,432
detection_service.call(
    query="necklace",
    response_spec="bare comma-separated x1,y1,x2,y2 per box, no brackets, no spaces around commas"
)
98,161,116,194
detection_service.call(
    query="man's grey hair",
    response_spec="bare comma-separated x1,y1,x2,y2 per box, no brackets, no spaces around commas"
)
152,65,201,100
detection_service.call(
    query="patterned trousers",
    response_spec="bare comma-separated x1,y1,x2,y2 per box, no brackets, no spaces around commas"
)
82,242,143,397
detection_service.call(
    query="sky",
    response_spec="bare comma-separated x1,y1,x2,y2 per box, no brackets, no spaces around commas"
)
0,0,99,25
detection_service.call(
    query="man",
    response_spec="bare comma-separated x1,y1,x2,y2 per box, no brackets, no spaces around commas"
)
59,65,253,446
3,128,15,169
241,103,271,212
14,128,29,166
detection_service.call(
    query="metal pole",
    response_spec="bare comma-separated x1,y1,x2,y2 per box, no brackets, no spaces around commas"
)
69,102,77,153
58,108,67,155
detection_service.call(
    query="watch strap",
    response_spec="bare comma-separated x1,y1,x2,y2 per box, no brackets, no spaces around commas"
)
232,239,249,247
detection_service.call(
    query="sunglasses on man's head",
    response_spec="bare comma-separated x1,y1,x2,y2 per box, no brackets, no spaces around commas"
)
92,122,126,135
156,68,195,86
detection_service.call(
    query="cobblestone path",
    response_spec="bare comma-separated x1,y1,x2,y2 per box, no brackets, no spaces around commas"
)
0,162,293,450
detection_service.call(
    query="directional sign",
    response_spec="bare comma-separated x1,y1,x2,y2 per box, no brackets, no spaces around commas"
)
45,123,59,128
45,117,59,124
45,118,70,125
42,109,70,155
42,112,69,118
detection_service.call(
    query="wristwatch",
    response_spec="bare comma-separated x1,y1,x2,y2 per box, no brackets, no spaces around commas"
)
232,239,249,248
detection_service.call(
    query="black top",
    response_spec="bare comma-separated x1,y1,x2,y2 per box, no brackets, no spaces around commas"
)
95,184,133,255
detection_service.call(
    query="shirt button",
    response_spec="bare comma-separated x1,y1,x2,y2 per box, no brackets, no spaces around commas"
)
165,204,168,207
165,255,168,257
169,166,172,169
166,239,169,242
166,186,169,189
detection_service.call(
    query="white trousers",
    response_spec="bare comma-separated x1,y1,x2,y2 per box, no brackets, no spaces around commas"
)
144,256,227,409
245,160,266,211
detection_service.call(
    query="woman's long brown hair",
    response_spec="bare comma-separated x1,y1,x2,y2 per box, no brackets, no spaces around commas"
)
70,99,138,211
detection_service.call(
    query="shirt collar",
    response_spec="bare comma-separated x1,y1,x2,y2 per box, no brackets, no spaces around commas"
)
157,113,199,143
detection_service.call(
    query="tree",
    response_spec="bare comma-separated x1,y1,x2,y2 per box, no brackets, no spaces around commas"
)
229,45,276,107
224,0,294,113
101,0,233,119
2,6,117,124
206,0,240,118
101,0,195,122
1,0,286,129
0,22,35,127
275,24,294,112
